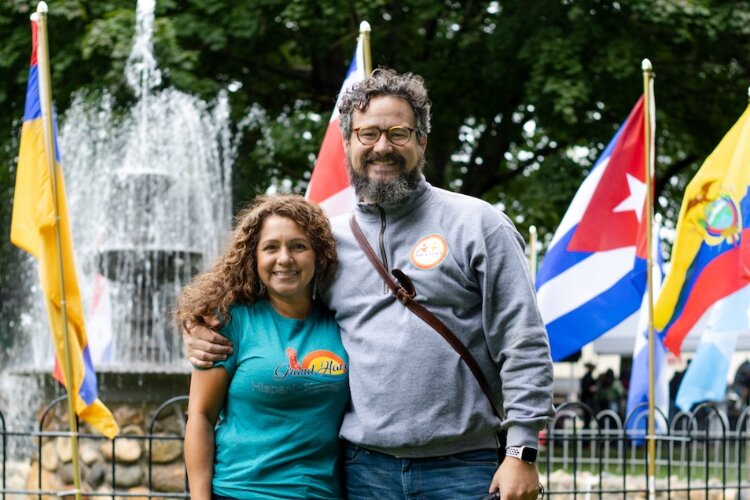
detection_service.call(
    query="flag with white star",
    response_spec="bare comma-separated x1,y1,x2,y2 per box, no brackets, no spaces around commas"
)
536,96,654,361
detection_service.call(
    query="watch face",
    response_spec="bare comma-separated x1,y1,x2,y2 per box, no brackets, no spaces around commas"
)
506,446,538,463
521,447,538,463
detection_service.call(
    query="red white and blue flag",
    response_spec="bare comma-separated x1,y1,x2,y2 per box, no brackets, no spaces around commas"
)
305,37,366,216
536,97,652,361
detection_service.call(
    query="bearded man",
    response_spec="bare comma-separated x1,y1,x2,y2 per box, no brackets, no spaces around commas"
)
185,68,554,500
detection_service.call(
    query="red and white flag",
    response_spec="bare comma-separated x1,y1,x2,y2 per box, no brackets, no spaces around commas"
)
306,37,366,216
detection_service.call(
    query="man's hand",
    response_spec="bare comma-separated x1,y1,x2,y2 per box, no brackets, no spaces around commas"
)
489,456,541,500
182,317,232,368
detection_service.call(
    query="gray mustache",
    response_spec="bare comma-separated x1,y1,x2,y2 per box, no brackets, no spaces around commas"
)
363,152,406,168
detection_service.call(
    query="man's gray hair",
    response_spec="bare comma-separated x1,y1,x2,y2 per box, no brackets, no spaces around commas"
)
338,67,432,144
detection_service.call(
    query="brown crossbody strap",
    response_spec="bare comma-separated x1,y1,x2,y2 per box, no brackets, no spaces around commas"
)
349,214,503,420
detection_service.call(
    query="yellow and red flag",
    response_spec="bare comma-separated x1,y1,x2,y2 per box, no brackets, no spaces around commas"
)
10,17,118,439
655,104,750,354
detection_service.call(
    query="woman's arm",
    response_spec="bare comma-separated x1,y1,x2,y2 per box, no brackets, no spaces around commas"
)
184,367,229,500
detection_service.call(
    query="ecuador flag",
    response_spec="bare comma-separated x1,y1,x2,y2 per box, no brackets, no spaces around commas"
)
10,17,118,438
655,104,750,354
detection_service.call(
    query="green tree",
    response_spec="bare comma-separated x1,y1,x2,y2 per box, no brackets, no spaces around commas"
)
1,0,748,353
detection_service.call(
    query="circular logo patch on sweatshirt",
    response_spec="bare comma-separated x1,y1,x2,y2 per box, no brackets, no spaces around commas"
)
409,234,449,270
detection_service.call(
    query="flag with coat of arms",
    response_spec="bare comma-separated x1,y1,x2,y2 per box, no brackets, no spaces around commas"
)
655,103,750,355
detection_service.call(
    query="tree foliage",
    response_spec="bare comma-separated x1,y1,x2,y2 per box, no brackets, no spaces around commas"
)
1,0,749,342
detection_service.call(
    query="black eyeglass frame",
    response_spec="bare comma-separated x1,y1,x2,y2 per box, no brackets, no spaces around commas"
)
353,126,418,146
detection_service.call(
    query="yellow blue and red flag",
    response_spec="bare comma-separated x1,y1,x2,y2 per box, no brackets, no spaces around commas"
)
10,18,118,439
655,104,750,354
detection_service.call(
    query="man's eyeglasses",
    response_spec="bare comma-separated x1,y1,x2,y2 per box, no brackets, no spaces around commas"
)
354,126,417,146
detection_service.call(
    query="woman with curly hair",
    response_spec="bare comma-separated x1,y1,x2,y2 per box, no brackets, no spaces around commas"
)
179,195,348,500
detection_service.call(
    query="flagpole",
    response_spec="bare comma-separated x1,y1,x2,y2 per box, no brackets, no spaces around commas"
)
359,21,372,76
642,58,656,500
529,225,538,282
35,3,83,499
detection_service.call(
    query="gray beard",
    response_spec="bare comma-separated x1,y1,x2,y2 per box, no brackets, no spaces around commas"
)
347,153,425,205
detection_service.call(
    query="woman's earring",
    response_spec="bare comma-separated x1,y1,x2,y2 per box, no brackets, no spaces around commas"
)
312,275,318,301
257,280,266,296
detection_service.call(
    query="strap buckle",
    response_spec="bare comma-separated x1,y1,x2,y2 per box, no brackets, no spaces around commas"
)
395,286,415,304
391,269,416,303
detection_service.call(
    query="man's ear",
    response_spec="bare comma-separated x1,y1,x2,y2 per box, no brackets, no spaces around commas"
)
419,134,428,152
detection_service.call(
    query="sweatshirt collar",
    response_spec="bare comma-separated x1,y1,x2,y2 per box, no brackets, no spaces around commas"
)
355,176,431,220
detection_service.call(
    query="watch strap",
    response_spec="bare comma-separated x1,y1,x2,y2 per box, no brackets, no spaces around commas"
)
505,445,538,463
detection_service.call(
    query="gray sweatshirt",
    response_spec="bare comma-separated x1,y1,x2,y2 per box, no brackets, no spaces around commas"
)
323,178,554,457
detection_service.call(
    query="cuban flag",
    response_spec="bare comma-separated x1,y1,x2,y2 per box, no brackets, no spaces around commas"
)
536,96,652,361
305,36,366,216
10,14,118,438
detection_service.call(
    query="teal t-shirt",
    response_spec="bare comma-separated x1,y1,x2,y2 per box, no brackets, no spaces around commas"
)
211,300,349,499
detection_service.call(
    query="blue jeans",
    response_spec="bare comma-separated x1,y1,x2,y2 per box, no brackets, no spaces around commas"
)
344,442,499,499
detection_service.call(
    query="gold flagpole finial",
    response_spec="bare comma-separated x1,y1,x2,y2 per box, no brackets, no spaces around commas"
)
529,225,538,282
359,21,373,76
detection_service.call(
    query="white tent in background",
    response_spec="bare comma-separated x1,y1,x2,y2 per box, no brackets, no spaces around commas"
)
592,305,750,355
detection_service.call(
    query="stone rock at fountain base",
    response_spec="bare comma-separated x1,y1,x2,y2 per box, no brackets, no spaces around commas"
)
85,461,106,489
105,463,144,488
80,441,102,466
126,485,152,500
57,461,87,486
122,423,147,436
114,406,145,427
100,425,144,463
56,436,73,463
151,463,187,492
148,436,183,463
55,482,93,500
41,441,59,471
27,460,64,498
153,410,187,435
100,438,143,464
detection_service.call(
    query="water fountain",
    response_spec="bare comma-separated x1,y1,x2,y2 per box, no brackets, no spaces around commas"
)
0,2,237,492
64,0,233,373
5,0,235,408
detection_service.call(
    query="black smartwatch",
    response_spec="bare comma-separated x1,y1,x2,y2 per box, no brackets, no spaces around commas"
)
505,445,538,464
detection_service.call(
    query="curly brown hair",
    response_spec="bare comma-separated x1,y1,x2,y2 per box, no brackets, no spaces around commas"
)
175,195,337,327
338,67,432,145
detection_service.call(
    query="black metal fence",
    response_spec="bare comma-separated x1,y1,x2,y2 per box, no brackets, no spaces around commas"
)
1,395,189,499
3,398,750,498
542,401,750,498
